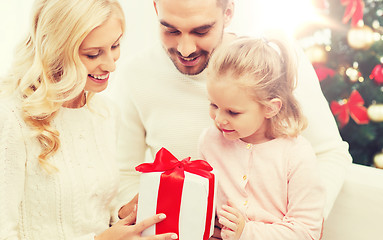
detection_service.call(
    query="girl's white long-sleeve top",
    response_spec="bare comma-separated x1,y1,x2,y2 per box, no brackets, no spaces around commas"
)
0,94,120,240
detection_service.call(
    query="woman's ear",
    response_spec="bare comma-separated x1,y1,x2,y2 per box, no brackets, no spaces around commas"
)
265,98,282,119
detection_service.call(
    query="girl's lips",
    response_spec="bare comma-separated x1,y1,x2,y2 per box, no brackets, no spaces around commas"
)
221,128,235,133
178,55,200,67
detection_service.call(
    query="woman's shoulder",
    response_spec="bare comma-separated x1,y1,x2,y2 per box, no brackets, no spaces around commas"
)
0,95,23,121
88,94,120,118
0,95,26,140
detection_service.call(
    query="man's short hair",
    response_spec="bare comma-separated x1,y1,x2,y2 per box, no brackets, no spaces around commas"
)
154,0,229,10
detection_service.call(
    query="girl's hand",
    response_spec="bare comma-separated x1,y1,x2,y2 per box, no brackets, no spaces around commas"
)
218,201,245,240
95,206,178,240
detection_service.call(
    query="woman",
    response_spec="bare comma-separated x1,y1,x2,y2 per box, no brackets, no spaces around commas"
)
0,0,177,239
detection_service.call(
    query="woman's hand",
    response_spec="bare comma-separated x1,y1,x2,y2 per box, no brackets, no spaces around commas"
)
96,206,178,240
218,201,245,240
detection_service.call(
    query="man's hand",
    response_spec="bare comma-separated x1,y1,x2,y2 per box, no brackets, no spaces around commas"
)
118,193,139,220
209,215,223,240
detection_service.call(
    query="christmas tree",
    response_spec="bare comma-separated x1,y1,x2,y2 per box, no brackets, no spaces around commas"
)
297,0,383,168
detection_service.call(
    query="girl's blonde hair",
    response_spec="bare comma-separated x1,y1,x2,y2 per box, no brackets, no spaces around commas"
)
2,0,125,172
207,34,307,139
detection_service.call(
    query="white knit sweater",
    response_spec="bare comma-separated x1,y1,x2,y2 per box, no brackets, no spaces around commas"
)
0,94,120,240
109,39,352,219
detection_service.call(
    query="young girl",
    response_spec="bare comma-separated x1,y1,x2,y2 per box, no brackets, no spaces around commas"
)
199,36,325,240
0,0,177,239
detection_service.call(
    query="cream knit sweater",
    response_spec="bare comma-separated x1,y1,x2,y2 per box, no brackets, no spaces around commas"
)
0,94,120,240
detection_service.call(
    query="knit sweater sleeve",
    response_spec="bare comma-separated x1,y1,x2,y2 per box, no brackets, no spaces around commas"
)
0,102,27,240
294,46,352,218
112,75,145,212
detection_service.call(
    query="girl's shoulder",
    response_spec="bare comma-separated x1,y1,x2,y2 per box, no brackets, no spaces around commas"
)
200,125,225,143
275,135,313,149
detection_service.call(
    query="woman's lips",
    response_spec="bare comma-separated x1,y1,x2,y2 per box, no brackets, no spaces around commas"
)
88,73,109,84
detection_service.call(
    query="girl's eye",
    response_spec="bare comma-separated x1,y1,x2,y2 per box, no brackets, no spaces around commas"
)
210,103,218,109
112,43,120,49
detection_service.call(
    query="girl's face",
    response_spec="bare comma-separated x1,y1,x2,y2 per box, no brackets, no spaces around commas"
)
79,14,123,93
207,76,270,144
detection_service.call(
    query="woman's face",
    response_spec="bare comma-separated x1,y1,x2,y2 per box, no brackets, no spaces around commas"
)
79,14,123,93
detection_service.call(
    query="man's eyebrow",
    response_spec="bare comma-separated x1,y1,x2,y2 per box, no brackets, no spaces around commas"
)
193,23,215,31
160,21,176,28
160,21,216,31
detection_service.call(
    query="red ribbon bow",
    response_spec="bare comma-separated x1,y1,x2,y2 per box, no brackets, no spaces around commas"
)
330,90,369,127
136,148,215,240
341,0,364,27
370,64,383,85
313,63,336,82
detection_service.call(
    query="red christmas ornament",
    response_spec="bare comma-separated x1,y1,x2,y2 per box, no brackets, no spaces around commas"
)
330,90,369,127
370,64,383,85
313,63,336,82
341,0,365,27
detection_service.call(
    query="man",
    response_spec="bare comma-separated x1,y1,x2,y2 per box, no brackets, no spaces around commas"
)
111,0,351,232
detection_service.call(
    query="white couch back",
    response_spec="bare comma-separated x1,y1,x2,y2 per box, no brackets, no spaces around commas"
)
322,164,383,239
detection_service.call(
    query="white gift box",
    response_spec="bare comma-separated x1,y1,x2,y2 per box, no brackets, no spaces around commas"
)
135,149,217,240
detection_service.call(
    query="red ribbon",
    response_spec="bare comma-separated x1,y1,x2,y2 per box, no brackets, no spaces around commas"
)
313,63,336,82
136,148,215,240
370,64,383,85
330,90,369,127
341,0,364,27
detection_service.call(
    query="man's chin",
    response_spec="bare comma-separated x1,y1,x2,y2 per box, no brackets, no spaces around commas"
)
173,59,208,76
176,66,204,75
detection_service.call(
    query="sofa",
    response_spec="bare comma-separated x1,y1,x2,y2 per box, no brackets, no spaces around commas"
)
322,163,383,239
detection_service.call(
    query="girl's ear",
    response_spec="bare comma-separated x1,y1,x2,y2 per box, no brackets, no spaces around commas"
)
265,98,282,119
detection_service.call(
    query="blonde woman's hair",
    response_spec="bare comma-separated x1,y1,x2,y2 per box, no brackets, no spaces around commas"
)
2,0,125,172
207,34,307,139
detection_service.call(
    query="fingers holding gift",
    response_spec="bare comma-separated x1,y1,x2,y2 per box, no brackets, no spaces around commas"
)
221,227,237,240
218,206,241,231
218,202,245,240
135,214,178,239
